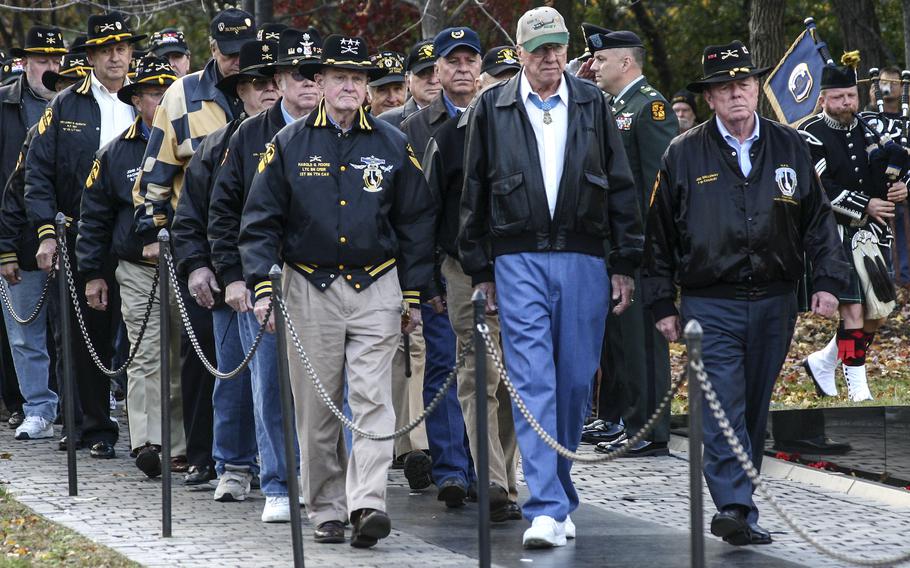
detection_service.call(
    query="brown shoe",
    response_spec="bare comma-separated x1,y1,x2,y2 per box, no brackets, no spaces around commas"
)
314,520,345,544
170,455,189,473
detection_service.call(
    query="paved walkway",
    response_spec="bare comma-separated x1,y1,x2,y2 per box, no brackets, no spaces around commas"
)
2,411,909,567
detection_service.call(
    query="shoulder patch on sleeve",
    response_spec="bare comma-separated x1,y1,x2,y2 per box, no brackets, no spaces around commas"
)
257,143,275,174
85,159,101,189
407,143,422,171
37,106,53,135
649,171,661,207
651,101,666,121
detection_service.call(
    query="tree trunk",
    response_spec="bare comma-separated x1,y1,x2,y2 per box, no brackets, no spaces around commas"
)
831,0,892,71
421,0,446,40
903,0,910,68
629,1,673,97
255,0,274,25
748,0,786,118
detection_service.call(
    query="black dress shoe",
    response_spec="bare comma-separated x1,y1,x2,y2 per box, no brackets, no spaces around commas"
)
437,478,467,508
314,520,345,544
595,439,670,457
711,508,751,546
184,464,216,485
350,508,391,548
748,523,772,544
773,436,852,455
7,410,24,429
504,501,523,521
391,454,406,470
488,484,511,523
403,451,433,491
466,482,478,503
90,441,116,459
135,446,162,478
58,436,84,451
581,421,626,445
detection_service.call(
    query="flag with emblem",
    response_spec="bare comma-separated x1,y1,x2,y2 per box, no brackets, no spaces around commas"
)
762,18,832,126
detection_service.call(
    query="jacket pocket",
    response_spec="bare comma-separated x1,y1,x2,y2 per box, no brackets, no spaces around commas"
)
490,172,529,235
578,171,609,234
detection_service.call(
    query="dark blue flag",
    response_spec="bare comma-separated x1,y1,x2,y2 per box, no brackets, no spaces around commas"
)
763,20,832,125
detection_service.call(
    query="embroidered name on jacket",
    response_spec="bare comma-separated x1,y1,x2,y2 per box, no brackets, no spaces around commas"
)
298,158,331,177
696,172,719,185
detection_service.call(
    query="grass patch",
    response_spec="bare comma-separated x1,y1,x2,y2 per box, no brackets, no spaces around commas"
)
0,484,140,568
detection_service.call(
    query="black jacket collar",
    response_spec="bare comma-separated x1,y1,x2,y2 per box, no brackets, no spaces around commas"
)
0,75,25,105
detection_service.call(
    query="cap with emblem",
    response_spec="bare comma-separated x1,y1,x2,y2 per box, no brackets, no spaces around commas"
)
590,30,644,52
263,27,322,75
257,23,288,42
302,34,382,81
369,51,406,87
84,12,147,48
434,27,482,58
686,40,770,93
482,46,521,77
117,54,178,104
581,23,611,58
211,8,256,55
149,28,190,57
820,65,856,90
405,39,436,74
217,39,279,93
11,25,68,57
516,7,569,53
671,89,697,112
1,58,25,86
42,52,92,92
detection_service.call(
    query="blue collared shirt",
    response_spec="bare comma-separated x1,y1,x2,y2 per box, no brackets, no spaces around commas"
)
280,100,297,125
139,119,151,140
716,112,760,177
442,92,466,118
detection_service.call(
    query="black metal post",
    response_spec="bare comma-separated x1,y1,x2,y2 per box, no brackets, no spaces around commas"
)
55,213,77,497
158,230,172,537
685,319,705,568
271,265,305,568
472,289,491,568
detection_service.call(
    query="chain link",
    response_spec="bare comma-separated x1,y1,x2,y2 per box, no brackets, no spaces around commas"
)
0,254,57,325
694,359,910,566
477,322,684,463
58,234,158,377
164,249,269,380
278,295,466,441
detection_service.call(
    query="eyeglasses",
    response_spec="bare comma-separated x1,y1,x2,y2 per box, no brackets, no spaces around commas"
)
247,77,276,90
530,44,567,57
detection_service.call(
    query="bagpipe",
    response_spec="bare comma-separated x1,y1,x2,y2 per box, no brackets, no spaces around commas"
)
854,67,910,196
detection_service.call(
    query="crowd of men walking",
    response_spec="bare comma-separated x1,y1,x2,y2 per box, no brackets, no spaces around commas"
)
0,4,906,551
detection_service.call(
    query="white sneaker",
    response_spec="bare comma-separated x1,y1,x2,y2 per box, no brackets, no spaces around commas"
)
563,515,576,539
261,496,291,523
522,515,566,549
214,465,253,502
843,364,873,402
804,336,839,396
15,415,53,440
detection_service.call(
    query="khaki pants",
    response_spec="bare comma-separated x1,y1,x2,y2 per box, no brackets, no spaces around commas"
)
284,267,399,525
441,255,518,499
116,261,186,455
391,320,428,457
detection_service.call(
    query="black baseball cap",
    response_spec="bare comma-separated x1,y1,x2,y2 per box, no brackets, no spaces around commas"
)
406,39,436,74
482,46,520,77
369,51,405,87
149,28,190,57
210,8,256,55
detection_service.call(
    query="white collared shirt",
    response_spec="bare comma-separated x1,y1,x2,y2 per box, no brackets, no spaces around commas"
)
90,72,135,149
716,112,760,177
520,71,569,218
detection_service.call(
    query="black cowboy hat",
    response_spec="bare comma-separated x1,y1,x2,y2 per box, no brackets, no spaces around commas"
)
42,53,92,92
257,23,287,43
301,34,381,81
686,40,770,93
85,12,146,48
117,54,178,104
261,27,322,76
11,25,68,57
216,39,279,94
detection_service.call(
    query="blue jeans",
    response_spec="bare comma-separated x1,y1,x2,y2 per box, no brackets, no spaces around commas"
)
239,311,298,496
495,252,608,522
681,294,797,524
421,303,471,486
211,306,258,475
2,270,56,422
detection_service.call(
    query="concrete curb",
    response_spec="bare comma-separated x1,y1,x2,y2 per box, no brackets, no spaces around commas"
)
669,435,910,508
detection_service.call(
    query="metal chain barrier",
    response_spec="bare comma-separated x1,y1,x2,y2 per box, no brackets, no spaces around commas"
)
163,248,270,380
277,295,467,441
58,235,158,377
477,322,684,463
695,359,910,566
0,253,57,325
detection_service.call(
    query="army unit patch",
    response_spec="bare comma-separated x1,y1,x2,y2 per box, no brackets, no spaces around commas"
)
38,106,53,135
257,143,276,173
85,159,101,188
651,101,666,121
352,156,393,192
